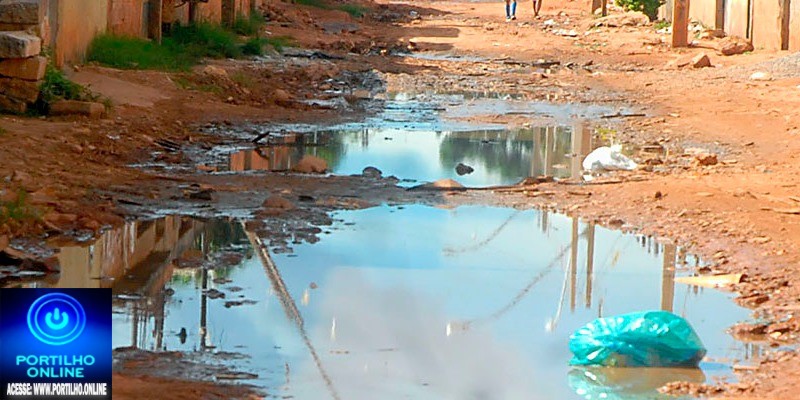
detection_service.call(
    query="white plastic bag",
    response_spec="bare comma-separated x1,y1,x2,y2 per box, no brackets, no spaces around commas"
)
582,145,637,171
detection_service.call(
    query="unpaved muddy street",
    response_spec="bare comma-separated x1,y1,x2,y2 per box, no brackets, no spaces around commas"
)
3,0,800,399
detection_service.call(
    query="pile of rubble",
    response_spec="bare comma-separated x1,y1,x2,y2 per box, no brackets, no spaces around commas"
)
0,0,46,113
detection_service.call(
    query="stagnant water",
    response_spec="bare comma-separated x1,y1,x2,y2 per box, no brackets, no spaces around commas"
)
12,207,756,399
220,124,593,187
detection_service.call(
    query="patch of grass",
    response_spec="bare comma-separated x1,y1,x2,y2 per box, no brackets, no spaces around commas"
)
0,190,41,227
36,65,101,113
231,72,255,88
173,75,224,94
265,36,294,52
232,13,265,36
337,4,367,17
295,0,328,8
170,23,242,59
0,127,7,136
88,34,196,71
654,20,670,30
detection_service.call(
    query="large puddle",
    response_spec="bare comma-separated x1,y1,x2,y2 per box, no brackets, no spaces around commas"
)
221,123,593,187
13,207,755,399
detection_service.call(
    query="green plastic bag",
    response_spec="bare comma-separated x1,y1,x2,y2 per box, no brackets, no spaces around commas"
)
569,311,707,367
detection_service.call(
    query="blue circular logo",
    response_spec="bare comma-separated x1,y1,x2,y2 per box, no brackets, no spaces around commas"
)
27,293,86,346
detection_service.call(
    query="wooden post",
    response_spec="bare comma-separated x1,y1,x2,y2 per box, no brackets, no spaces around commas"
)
672,0,689,47
781,0,791,50
602,0,608,16
148,0,163,43
189,0,198,23
591,0,603,14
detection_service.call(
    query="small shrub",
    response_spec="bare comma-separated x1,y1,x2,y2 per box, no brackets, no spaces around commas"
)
0,127,7,136
0,190,41,227
242,37,266,55
170,23,242,59
265,36,294,52
295,0,328,8
88,34,196,71
614,0,663,20
654,20,670,30
37,65,97,113
232,13,265,36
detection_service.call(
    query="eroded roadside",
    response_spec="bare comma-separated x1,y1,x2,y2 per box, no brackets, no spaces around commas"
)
2,0,800,398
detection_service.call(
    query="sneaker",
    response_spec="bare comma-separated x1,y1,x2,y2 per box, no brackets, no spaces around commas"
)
505,16,511,22
511,15,517,20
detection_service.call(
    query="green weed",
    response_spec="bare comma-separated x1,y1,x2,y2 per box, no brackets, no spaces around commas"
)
0,190,41,226
231,72,255,88
337,4,367,17
232,13,265,36
170,23,242,59
654,20,670,30
0,127,7,136
88,34,197,71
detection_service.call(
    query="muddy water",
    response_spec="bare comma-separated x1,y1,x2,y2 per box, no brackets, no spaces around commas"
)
224,123,594,187
14,208,755,399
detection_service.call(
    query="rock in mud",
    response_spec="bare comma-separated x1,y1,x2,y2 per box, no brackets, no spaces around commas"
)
455,163,474,176
263,196,296,210
272,88,292,106
362,166,383,178
200,65,228,79
718,36,753,56
292,155,328,174
49,100,106,118
691,53,712,68
431,179,464,189
694,153,718,166
749,71,772,81
593,11,651,28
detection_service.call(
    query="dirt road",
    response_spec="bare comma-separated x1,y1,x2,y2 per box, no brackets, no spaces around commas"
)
2,0,800,398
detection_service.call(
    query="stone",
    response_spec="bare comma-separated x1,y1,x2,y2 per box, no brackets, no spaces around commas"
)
362,166,382,178
262,196,296,210
291,155,328,174
695,153,717,165
0,92,27,113
0,31,41,58
272,88,291,104
593,11,651,28
749,71,772,81
691,53,711,68
0,0,43,25
0,76,40,101
455,163,474,175
0,56,46,81
718,36,753,56
49,101,106,118
431,179,464,189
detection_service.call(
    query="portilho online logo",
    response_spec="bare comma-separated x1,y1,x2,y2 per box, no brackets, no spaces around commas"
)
26,293,87,346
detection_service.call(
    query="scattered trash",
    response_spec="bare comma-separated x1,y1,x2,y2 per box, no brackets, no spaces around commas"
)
582,145,637,171
569,311,707,367
674,273,743,288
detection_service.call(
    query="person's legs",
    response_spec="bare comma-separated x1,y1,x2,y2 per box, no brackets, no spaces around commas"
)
504,0,511,20
511,0,517,19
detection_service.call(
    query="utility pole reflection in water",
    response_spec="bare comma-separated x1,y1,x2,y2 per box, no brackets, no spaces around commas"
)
661,244,677,313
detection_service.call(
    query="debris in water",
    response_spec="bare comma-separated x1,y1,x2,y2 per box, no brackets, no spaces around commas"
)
582,145,637,171
674,273,743,288
455,163,474,176
569,311,707,367
362,166,383,179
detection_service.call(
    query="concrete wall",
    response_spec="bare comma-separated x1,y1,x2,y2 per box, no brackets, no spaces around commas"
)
725,0,751,38
690,0,720,27
53,0,109,66
791,0,800,50
107,0,144,37
751,0,783,49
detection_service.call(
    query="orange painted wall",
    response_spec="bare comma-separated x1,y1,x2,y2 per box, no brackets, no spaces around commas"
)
790,0,800,50
107,0,145,37
53,0,109,67
751,0,783,49
199,0,223,23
